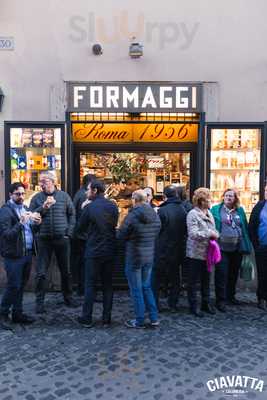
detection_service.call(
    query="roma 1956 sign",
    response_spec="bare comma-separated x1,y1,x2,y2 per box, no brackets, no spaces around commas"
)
67,82,203,113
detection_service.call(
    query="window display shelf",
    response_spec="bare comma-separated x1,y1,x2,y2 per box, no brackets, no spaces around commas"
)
211,168,259,171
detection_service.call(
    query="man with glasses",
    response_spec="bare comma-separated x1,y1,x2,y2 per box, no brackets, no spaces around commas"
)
0,182,41,324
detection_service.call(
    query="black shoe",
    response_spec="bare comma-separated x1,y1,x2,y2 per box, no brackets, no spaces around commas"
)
257,300,267,310
12,313,35,324
228,298,241,305
77,316,93,328
103,321,111,328
216,303,227,313
201,304,216,315
35,304,46,314
190,309,204,318
64,297,80,308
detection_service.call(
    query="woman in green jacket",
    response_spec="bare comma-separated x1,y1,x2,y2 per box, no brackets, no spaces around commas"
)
211,189,251,312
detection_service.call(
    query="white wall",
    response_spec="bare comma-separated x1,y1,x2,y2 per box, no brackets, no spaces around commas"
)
1,0,267,200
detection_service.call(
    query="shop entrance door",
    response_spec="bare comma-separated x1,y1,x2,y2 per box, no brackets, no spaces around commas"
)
73,147,195,287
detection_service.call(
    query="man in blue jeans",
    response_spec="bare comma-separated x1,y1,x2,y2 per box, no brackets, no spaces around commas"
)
0,182,41,324
117,190,161,328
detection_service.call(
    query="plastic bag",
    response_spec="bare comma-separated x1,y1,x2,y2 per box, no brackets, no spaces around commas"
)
240,254,255,281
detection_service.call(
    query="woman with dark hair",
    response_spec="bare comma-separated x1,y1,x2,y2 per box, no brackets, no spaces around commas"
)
71,174,96,295
176,186,193,213
211,189,251,312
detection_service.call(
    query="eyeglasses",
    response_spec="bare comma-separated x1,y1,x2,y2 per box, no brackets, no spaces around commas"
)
13,192,25,196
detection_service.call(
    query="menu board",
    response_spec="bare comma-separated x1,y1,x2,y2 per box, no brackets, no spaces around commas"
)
210,128,261,214
10,127,62,204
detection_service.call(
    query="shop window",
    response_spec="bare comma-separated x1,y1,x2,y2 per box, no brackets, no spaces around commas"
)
9,127,62,205
210,128,260,214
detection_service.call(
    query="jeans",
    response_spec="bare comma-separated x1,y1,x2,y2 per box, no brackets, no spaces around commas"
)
71,238,86,295
126,262,158,325
1,255,32,315
153,257,182,309
82,257,114,323
36,237,72,305
187,258,210,311
215,251,242,303
255,247,267,301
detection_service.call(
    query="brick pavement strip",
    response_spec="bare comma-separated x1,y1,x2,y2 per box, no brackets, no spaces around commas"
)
0,291,266,400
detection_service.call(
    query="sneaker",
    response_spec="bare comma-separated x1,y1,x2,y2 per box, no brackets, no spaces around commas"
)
12,313,35,324
124,319,145,329
64,297,80,308
150,320,160,327
35,304,46,314
77,316,94,328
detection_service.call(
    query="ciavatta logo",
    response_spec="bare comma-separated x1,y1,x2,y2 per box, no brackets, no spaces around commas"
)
206,376,264,396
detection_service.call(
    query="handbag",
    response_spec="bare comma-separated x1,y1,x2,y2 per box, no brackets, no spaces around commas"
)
240,254,255,281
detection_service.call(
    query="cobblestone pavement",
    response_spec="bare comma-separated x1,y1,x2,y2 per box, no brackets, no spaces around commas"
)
0,290,266,400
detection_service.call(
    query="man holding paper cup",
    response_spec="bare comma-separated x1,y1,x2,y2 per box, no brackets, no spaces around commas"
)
0,182,41,324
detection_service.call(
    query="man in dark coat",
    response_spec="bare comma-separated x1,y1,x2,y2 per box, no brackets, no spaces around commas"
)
0,182,41,324
71,174,95,295
117,190,161,328
76,180,119,328
29,173,77,313
153,185,187,312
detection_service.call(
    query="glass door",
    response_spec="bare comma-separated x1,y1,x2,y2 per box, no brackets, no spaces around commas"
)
209,128,261,214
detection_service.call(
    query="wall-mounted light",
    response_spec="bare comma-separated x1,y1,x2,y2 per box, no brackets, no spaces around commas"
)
129,39,143,59
92,44,103,55
0,88,4,112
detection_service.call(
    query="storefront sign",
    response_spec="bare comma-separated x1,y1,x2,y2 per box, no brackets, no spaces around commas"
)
67,82,202,113
72,122,198,143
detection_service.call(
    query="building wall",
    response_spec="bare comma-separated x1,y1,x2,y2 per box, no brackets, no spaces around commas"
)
1,0,267,203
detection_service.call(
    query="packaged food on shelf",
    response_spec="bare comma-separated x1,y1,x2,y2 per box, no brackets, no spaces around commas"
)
32,130,43,147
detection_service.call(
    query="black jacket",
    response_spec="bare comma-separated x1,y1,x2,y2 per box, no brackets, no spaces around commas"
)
29,190,76,238
0,202,36,258
156,197,187,263
73,187,88,240
75,195,119,258
248,200,266,250
117,203,161,265
73,187,87,220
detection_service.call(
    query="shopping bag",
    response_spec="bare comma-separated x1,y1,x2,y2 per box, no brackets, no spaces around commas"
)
240,254,255,281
